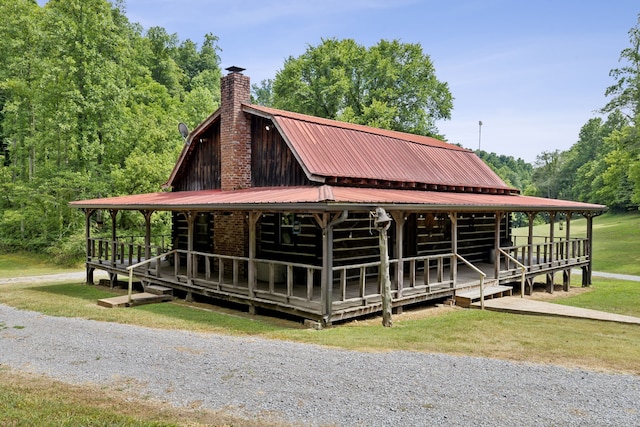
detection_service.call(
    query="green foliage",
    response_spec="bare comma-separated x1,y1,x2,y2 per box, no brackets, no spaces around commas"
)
475,150,533,190
266,38,453,137
523,15,640,210
46,230,87,267
0,0,222,256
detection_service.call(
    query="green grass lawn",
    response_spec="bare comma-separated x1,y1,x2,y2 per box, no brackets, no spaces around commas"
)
0,251,82,278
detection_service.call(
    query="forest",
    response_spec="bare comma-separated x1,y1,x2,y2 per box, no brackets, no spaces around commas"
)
1,0,639,263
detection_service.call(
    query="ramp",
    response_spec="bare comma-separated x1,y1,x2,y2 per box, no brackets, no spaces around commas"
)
474,296,640,325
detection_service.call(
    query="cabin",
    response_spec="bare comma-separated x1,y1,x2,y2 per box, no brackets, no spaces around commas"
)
71,67,606,325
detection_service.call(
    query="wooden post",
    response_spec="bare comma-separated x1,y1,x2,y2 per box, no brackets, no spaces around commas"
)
391,211,406,313
181,211,197,287
315,211,348,326
563,212,572,291
314,213,330,322
247,211,260,314
494,212,503,279
448,212,458,286
547,212,556,293
109,209,118,287
140,210,154,261
526,212,536,295
374,207,393,327
585,213,594,287
84,209,95,285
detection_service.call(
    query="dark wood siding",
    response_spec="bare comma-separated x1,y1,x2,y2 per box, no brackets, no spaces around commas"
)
173,122,221,191
333,212,379,266
172,212,214,269
258,213,321,265
412,212,508,264
251,116,311,187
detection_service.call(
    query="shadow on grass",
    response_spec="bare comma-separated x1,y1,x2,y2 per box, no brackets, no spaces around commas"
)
28,282,304,334
30,283,116,301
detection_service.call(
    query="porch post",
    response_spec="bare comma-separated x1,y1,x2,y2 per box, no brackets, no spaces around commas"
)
584,213,594,287
247,211,260,314
140,210,154,260
563,212,572,291
547,212,556,293
391,211,406,310
449,212,458,286
494,212,503,280
315,211,348,326
313,213,333,323
109,209,118,287
183,211,197,288
526,212,536,295
84,209,95,285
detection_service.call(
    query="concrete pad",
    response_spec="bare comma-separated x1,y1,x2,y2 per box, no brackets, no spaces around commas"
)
474,296,640,325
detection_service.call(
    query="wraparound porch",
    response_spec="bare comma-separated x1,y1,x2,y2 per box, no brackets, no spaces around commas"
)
86,235,592,324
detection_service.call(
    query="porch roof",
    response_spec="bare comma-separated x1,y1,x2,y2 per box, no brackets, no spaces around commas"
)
70,185,606,213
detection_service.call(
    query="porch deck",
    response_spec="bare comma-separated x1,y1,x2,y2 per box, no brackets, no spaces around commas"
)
86,237,590,324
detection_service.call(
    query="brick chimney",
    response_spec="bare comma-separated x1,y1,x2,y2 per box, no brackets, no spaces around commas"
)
220,66,251,190
214,67,250,265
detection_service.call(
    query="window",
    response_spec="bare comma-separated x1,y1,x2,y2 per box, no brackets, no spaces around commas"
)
279,213,300,245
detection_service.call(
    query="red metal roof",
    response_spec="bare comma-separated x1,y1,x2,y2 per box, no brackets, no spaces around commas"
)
244,105,514,192
71,185,606,213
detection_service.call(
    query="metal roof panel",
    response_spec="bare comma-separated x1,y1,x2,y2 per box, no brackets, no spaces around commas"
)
71,186,606,213
246,105,513,191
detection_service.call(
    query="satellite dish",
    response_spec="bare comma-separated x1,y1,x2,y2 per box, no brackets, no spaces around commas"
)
178,122,189,140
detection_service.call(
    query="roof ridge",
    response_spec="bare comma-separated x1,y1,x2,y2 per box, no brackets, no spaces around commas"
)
244,104,467,152
318,185,335,201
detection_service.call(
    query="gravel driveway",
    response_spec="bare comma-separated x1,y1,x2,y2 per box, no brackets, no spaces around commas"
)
1,303,639,426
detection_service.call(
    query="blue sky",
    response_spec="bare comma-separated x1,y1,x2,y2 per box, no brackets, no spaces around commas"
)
47,1,640,162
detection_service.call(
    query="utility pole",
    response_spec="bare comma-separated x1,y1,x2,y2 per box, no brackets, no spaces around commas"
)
478,120,483,150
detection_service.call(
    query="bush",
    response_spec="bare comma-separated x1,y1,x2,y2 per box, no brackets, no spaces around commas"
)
46,232,86,267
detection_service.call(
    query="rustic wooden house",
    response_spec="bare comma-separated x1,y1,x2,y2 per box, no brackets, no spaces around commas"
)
71,67,606,325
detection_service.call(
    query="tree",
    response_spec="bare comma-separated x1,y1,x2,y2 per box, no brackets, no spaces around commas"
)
598,14,640,210
602,14,640,123
0,0,221,255
531,150,563,199
251,79,274,106
267,38,453,137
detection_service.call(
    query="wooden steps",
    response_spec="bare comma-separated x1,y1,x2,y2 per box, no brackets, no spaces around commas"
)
455,285,513,308
97,285,173,308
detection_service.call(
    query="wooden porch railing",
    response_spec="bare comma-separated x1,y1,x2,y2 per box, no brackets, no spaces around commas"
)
88,237,168,267
126,249,177,304
456,254,487,309
498,248,526,298
89,237,590,317
501,238,588,270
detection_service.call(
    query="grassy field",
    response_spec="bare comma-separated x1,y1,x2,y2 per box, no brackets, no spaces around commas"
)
0,251,82,278
1,212,639,426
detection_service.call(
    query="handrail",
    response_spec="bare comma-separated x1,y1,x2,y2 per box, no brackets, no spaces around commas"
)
499,248,527,298
126,249,177,305
456,254,487,309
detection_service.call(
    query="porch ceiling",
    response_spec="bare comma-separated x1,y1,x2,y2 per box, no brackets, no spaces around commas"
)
70,185,607,214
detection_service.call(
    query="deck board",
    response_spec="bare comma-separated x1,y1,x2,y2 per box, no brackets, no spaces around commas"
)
97,293,172,308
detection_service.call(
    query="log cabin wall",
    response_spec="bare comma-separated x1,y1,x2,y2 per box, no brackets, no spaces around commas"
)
333,212,380,266
172,212,214,268
172,123,221,191
251,116,312,187
413,212,509,264
258,213,321,265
